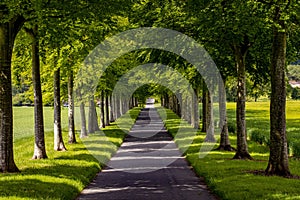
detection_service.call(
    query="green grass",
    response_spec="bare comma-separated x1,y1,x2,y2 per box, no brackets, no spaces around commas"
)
157,103,300,200
226,101,300,156
13,107,69,141
1,107,141,200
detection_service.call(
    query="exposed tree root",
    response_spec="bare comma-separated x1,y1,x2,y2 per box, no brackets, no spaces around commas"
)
214,145,236,151
233,151,253,160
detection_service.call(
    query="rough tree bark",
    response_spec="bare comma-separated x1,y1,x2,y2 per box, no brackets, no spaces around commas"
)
115,95,121,119
164,93,169,108
265,8,290,177
191,88,199,129
204,91,215,142
119,96,123,116
0,14,24,172
80,102,88,138
26,25,48,159
134,97,138,107
105,94,110,126
201,85,207,132
100,92,105,128
233,44,252,160
53,68,67,151
216,78,234,151
176,95,181,117
109,95,115,123
88,97,100,133
68,70,76,144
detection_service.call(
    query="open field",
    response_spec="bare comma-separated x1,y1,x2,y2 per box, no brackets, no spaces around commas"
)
226,101,300,156
158,101,300,200
13,107,69,141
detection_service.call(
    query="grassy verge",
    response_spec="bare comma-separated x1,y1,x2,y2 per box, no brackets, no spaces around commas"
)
157,106,300,200
0,107,141,200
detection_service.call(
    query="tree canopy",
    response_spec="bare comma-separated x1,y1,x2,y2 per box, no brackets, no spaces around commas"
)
0,0,299,178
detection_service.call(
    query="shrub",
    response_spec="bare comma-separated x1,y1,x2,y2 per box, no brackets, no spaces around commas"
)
291,87,300,100
227,121,236,134
290,141,300,158
249,129,269,145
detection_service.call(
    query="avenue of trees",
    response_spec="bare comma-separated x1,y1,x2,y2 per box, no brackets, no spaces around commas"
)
0,0,299,178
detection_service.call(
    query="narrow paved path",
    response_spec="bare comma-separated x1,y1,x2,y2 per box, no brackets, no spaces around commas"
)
76,106,217,200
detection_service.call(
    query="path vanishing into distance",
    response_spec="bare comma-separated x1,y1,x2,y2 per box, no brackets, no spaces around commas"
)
76,105,217,200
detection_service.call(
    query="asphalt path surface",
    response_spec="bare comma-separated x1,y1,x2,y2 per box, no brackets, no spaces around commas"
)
76,105,217,200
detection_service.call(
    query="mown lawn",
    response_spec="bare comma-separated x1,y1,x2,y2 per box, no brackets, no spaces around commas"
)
226,101,300,156
157,101,300,200
13,107,69,141
1,107,141,200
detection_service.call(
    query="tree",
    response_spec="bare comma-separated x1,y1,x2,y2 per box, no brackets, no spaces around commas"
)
204,91,215,142
80,102,88,138
68,69,76,143
263,0,299,177
105,93,110,126
201,85,207,133
88,96,100,133
188,0,272,159
53,66,67,151
25,25,48,159
233,41,253,159
0,3,25,171
216,77,235,151
267,4,290,176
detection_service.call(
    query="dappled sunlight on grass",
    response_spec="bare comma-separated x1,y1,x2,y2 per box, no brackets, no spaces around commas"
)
2,137,101,200
0,107,141,200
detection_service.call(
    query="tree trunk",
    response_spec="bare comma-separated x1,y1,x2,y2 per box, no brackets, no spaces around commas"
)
109,95,115,122
265,12,290,177
0,15,24,172
26,25,48,159
201,85,207,132
216,78,234,151
68,70,76,144
119,97,122,115
54,68,66,151
101,92,105,128
88,99,95,133
204,91,215,142
135,97,138,107
80,102,88,138
115,95,120,119
130,96,134,109
177,95,181,116
191,88,199,129
233,46,252,160
105,94,110,126
88,99,94,133
93,99,100,131
171,95,175,113
114,94,119,119
182,96,187,121
88,97,100,133
164,93,169,108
